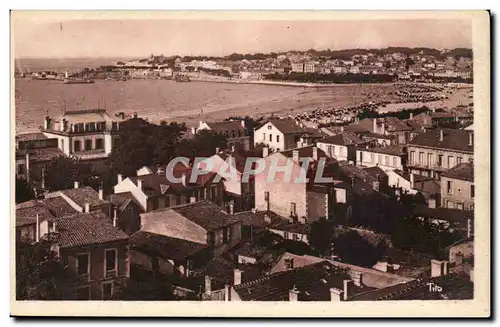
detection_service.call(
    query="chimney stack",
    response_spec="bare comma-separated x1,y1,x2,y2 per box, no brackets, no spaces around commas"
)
74,181,79,189
467,218,472,238
25,152,30,182
233,269,242,286
190,196,196,204
117,174,123,183
215,147,220,154
439,129,444,142
84,203,90,213
409,112,413,120
312,146,318,161
410,173,415,189
262,147,269,158
468,132,473,146
431,259,449,277
343,279,353,301
113,207,118,227
292,150,300,164
330,288,344,301
35,213,40,243
205,276,212,295
289,287,300,301
231,145,235,153
372,118,377,133
41,167,45,189
241,120,246,128
137,179,143,190
98,184,104,200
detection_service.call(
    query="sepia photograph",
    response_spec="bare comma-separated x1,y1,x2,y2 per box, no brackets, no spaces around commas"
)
10,10,490,317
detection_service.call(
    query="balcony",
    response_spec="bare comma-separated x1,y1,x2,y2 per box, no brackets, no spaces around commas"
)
406,162,448,172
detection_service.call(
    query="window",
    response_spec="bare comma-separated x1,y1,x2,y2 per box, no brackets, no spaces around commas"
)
427,153,433,167
267,125,272,130
262,133,266,141
74,140,82,152
410,151,415,164
223,226,231,244
469,204,474,211
269,134,273,142
276,148,280,152
393,157,398,167
456,202,464,210
76,286,90,300
457,157,463,165
384,156,389,166
76,253,90,276
284,231,290,239
102,282,113,300
371,153,375,164
17,163,25,175
84,139,92,151
448,156,454,168
378,155,382,164
276,135,280,143
284,258,294,269
105,249,117,273
290,202,297,217
446,201,454,208
332,146,336,155
447,181,453,194
264,191,269,201
438,155,443,167
470,185,475,198
419,152,424,165
95,138,104,150
151,197,159,210
164,196,171,208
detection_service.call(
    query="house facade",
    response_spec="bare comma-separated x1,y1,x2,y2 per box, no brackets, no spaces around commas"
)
355,145,406,172
196,120,251,151
440,163,474,211
254,119,311,151
407,129,474,180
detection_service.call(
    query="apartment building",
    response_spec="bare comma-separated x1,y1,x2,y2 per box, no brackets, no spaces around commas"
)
407,129,474,180
196,120,250,151
440,163,474,211
42,109,125,160
356,144,407,172
316,132,368,162
254,118,316,151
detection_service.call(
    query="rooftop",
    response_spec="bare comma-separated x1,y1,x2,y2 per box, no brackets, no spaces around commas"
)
234,210,283,229
16,197,79,227
409,129,474,153
58,186,109,208
441,163,474,182
412,205,474,224
16,132,47,142
233,261,357,301
280,145,329,161
319,132,365,146
55,109,123,124
206,120,246,132
259,118,307,135
55,211,129,249
129,230,207,261
359,144,406,156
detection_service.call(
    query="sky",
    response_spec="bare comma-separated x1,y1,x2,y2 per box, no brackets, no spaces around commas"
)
12,17,472,58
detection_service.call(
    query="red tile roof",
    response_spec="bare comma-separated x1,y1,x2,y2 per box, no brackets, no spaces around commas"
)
441,163,474,182
409,129,473,153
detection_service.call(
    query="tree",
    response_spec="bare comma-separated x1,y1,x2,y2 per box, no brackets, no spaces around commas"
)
331,228,386,267
308,218,336,256
16,238,72,300
176,130,227,159
45,156,93,191
112,279,175,301
15,178,35,203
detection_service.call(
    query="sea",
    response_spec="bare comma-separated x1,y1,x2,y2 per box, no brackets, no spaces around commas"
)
14,58,394,133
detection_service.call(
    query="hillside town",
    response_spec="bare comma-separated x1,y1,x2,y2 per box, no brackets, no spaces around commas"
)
15,81,474,301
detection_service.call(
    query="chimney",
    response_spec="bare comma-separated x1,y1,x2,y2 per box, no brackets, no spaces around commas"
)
35,214,40,243
25,152,30,182
233,269,242,286
264,214,271,224
137,179,142,190
289,287,300,301
312,146,318,161
468,132,473,146
190,196,196,204
117,174,123,183
470,268,474,282
84,203,90,213
292,150,299,163
215,147,220,154
343,279,353,301
44,116,50,130
262,147,269,158
340,126,344,132
352,272,363,287
372,118,377,133
431,259,449,277
205,276,212,295
224,284,230,301
113,207,118,227
231,145,235,153
74,181,79,189
241,120,246,128
191,127,196,135
454,252,464,266
410,173,414,189
330,288,344,301
181,173,187,186
228,201,234,215
409,112,413,120
41,167,45,189
439,129,444,142
98,185,104,200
